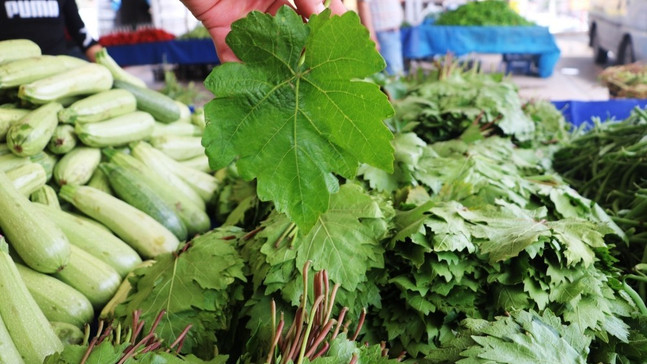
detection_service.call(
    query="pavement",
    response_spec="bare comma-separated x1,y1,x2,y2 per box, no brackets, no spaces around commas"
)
510,32,610,102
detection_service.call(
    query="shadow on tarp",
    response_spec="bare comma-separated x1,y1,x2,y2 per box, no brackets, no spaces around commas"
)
551,99,647,128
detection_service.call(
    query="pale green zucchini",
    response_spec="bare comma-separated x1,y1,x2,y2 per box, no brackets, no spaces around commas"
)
59,185,180,258
136,141,217,202
0,108,30,142
29,151,57,181
0,39,41,63
0,307,24,364
149,135,205,161
53,147,101,186
16,263,94,328
68,212,113,233
165,157,218,203
191,106,206,130
6,102,62,157
75,111,154,147
130,141,205,209
151,121,202,138
6,162,47,196
30,184,61,209
95,48,147,88
47,124,77,154
0,171,70,273
54,95,84,107
0,153,29,172
172,100,192,123
179,154,212,173
53,245,122,308
99,162,188,241
0,237,63,363
0,55,86,89
87,167,113,195
18,63,113,104
34,203,142,277
50,321,84,345
104,149,211,235
113,79,180,123
58,89,137,124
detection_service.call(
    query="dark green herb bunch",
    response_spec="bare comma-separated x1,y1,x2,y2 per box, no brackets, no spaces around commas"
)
435,0,534,26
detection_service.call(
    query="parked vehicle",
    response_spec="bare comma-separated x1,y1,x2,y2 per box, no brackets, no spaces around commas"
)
589,0,647,64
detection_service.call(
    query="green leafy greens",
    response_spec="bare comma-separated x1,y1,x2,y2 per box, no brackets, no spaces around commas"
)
203,6,395,233
114,228,247,360
388,65,535,144
424,310,590,363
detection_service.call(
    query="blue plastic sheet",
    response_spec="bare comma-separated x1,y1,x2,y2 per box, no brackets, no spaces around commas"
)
401,25,561,78
552,99,647,128
106,39,220,66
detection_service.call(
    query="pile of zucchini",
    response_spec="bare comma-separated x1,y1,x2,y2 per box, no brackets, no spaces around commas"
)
0,39,217,363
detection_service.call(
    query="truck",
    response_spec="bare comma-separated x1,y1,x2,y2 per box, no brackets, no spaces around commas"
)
589,0,647,64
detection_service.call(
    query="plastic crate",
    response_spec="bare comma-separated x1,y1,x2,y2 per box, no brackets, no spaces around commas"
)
502,53,538,76
551,99,647,128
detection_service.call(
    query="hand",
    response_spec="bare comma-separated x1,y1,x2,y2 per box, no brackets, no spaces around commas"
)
180,0,347,62
85,43,103,62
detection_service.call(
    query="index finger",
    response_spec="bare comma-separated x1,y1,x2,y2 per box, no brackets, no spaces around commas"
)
292,0,347,17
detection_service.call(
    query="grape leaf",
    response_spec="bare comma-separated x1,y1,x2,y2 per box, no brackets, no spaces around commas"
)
358,132,426,193
458,204,551,263
203,6,394,232
242,184,387,316
457,310,589,364
546,219,607,267
294,184,385,290
114,227,247,358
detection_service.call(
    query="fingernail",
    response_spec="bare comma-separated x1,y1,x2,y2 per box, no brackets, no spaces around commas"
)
315,3,326,13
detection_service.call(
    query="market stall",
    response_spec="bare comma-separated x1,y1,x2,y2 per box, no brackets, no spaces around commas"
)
400,0,561,78
401,22,561,78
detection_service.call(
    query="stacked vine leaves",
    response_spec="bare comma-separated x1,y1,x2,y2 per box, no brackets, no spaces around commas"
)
0,5,646,364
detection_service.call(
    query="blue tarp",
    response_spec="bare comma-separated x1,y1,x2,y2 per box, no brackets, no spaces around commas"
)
106,39,220,66
552,99,647,128
401,25,561,78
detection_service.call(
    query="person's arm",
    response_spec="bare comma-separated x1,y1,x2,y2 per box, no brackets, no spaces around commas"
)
179,0,347,63
356,0,379,51
62,0,102,61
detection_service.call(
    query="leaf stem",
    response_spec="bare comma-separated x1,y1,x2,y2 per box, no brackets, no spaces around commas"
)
349,353,358,364
324,284,340,325
275,223,296,248
297,295,325,364
82,324,91,346
331,307,348,340
304,318,335,358
80,336,99,364
350,308,366,341
266,316,284,364
168,324,192,352
311,342,330,359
